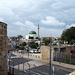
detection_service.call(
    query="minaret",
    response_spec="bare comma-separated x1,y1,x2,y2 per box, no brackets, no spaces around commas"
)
38,24,40,37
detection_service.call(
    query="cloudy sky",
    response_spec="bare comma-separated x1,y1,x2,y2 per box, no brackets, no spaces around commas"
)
0,0,75,38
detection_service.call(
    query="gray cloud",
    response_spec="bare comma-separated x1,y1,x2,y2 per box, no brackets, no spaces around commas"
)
0,0,75,37
66,24,75,28
40,16,66,26
0,17,4,22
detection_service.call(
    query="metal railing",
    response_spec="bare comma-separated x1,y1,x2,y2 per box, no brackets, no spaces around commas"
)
8,51,73,75
53,52,75,65
8,57,45,75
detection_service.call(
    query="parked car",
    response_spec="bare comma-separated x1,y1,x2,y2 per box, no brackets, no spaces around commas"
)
29,49,38,53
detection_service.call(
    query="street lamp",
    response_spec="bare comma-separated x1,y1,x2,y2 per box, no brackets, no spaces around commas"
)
58,40,61,63
49,38,52,75
27,40,29,57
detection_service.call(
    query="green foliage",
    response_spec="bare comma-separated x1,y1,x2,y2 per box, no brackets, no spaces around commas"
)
69,39,75,45
29,42,38,49
19,42,26,46
35,37,40,40
16,45,25,50
36,43,39,47
15,42,26,50
17,35,23,39
21,42,27,46
61,27,75,44
19,46,24,50
10,35,23,41
16,45,19,49
42,38,51,45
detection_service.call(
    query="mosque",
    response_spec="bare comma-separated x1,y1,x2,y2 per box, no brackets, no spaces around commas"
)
25,25,40,41
26,30,37,40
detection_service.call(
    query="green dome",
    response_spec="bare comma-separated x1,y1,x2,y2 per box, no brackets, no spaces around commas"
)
29,31,36,34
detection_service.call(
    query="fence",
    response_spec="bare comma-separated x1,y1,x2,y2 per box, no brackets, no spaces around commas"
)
53,52,75,65
8,51,73,75
8,57,46,75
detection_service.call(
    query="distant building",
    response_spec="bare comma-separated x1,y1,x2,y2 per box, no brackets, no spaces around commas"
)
41,37,55,41
26,31,37,40
7,38,16,50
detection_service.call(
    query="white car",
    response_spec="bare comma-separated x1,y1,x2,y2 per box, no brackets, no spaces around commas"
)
30,49,38,53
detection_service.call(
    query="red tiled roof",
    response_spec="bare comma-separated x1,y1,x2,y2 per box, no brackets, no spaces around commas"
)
41,37,55,38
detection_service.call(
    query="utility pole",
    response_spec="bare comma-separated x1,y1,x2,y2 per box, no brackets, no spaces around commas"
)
58,40,61,63
28,40,29,57
49,37,52,75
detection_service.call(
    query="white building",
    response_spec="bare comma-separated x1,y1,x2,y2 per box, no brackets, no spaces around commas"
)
26,30,37,40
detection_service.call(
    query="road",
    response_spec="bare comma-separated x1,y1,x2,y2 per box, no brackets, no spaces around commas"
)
8,54,74,75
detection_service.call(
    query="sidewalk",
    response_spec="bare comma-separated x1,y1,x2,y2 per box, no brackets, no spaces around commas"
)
12,51,41,61
52,61,75,70
12,51,75,71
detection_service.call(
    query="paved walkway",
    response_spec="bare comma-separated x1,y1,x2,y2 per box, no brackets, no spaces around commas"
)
12,51,75,69
12,51,75,70
52,61,75,70
12,51,75,75
12,51,41,61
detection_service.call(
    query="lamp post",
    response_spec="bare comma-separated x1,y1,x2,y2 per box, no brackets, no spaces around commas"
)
49,38,52,75
58,40,61,63
28,40,29,57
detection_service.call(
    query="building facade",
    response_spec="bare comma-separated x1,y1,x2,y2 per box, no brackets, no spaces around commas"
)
0,22,7,75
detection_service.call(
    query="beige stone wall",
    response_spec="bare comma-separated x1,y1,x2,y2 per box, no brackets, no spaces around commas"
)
0,22,7,75
40,46,50,63
40,45,75,63
66,45,75,54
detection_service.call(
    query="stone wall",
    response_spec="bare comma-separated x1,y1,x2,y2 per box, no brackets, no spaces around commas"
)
66,45,75,54
0,22,7,75
53,45,75,54
40,46,54,63
40,45,75,63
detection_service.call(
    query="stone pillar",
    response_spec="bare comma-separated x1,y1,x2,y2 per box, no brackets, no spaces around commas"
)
40,46,54,63
0,22,7,75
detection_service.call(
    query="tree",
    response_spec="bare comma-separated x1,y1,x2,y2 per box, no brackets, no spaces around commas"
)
15,45,19,49
61,27,75,44
21,42,27,46
19,46,25,50
69,39,75,45
42,38,51,45
10,36,17,41
35,37,40,40
17,35,23,40
29,42,38,49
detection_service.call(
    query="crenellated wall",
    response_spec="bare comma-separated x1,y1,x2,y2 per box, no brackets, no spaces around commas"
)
0,22,7,75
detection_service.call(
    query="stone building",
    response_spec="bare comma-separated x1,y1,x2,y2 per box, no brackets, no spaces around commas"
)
0,22,7,75
53,45,75,54
40,45,75,63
